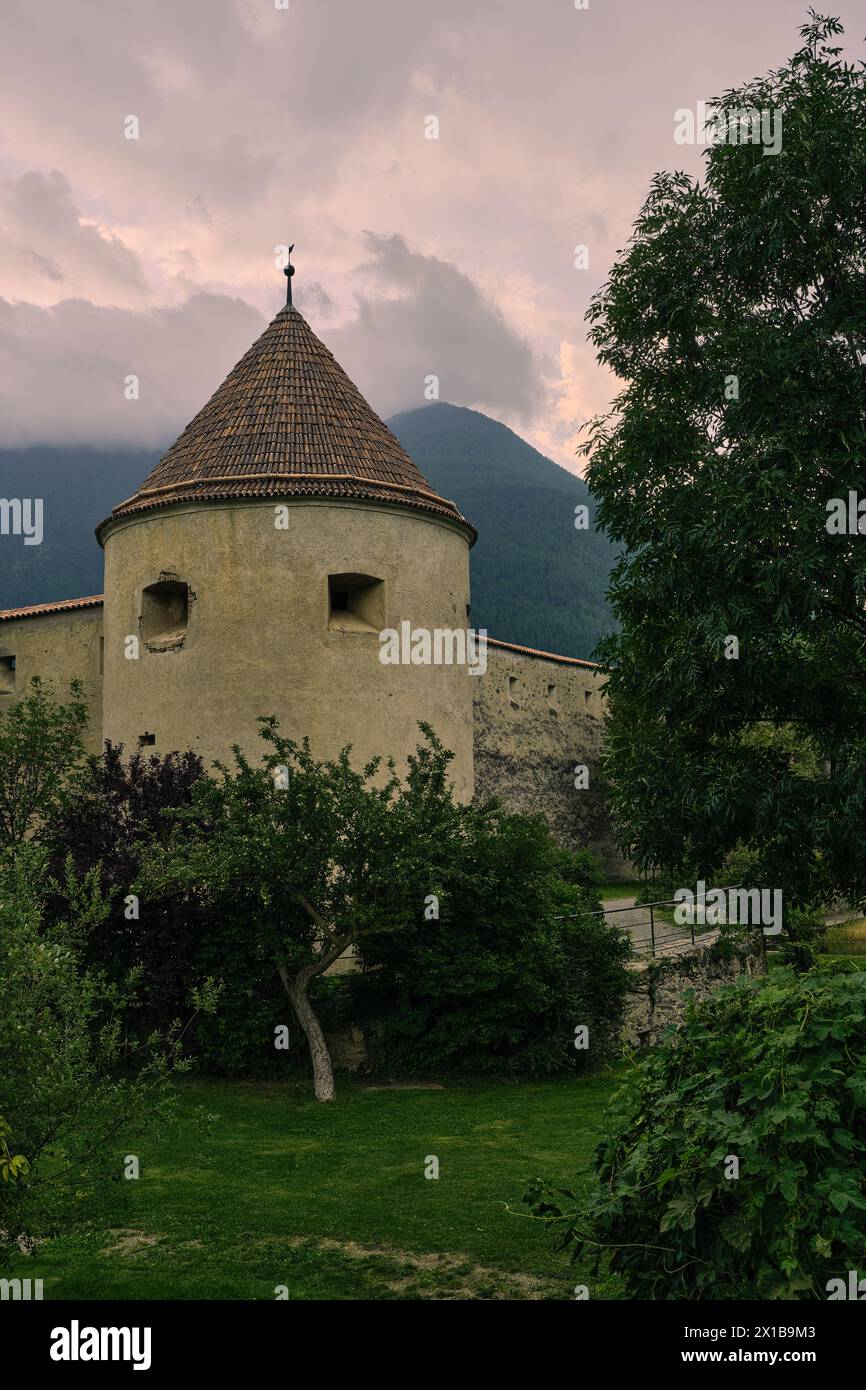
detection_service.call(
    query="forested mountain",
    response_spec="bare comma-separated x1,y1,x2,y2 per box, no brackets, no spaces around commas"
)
0,448,157,611
0,405,615,660
389,403,615,660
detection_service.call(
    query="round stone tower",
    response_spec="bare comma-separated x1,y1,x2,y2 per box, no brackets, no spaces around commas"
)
97,293,476,798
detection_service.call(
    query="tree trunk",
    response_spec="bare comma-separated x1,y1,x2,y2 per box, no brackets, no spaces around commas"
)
277,962,337,1102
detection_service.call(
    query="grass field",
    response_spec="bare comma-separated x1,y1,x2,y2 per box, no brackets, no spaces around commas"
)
11,1073,623,1301
819,955,866,971
598,880,644,901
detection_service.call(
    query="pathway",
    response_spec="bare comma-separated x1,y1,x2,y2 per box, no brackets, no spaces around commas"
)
604,896,721,958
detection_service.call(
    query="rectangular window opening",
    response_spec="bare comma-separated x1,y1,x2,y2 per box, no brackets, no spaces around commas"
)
0,654,16,697
141,576,189,652
327,573,384,633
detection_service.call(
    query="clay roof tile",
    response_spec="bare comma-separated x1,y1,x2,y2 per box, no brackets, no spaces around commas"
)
0,595,104,622
97,307,474,542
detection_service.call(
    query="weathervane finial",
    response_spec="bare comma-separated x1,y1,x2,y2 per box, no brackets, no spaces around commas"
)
284,243,295,307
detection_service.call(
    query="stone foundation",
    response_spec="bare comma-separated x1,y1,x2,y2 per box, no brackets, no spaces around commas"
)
324,1026,367,1072
622,933,766,1049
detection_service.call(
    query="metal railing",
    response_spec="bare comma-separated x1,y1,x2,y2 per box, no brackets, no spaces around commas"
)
554,891,741,959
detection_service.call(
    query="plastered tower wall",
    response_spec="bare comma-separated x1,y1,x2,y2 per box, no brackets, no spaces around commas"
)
100,496,475,795
473,642,630,877
0,603,104,754
0,601,632,874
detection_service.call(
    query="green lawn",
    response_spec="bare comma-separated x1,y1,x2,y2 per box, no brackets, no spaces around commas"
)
820,954,866,971
598,879,644,901
12,1073,623,1301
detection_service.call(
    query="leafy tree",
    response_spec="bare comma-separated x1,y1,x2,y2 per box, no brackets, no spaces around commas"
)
525,966,866,1299
0,1119,28,1188
0,677,87,853
584,13,866,915
0,1116,29,1269
351,820,630,1075
139,721,474,1102
44,742,333,1078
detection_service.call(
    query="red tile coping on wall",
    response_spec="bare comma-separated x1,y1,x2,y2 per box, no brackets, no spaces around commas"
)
0,595,105,622
484,636,599,669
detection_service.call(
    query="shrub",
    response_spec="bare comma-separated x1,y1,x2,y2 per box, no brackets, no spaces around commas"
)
775,905,826,972
0,677,87,854
190,894,324,1077
43,742,206,1033
350,815,631,1076
0,1116,29,1268
44,742,314,1077
635,845,762,907
525,966,866,1298
0,849,198,1254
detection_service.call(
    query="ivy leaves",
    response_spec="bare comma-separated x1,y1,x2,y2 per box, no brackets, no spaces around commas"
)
526,967,866,1299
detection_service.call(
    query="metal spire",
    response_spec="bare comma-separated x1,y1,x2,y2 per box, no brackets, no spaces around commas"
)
284,244,295,307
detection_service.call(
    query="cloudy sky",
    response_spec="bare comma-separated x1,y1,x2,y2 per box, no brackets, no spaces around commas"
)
1,0,864,467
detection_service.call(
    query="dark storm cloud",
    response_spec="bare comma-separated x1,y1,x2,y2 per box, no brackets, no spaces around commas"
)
327,234,545,421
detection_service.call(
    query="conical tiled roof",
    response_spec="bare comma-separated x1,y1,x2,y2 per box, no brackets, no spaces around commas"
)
97,306,474,541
